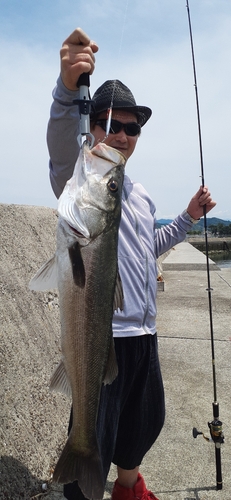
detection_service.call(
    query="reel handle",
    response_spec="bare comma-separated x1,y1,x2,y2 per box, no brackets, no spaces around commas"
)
192,427,203,438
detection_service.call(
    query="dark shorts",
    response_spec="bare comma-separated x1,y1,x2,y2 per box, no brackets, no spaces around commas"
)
64,334,165,500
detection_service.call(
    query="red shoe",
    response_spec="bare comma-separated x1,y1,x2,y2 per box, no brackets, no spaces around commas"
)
111,472,159,500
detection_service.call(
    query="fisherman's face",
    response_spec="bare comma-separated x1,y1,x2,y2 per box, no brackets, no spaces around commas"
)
91,110,140,160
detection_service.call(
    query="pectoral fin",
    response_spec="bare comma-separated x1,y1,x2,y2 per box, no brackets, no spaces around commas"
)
29,255,57,291
68,242,85,288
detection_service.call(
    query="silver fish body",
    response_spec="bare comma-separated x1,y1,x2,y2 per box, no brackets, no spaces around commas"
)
29,143,126,499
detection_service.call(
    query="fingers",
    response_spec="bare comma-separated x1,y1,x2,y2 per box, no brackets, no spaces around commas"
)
62,28,99,54
60,28,99,90
62,27,91,46
198,186,216,209
187,185,216,220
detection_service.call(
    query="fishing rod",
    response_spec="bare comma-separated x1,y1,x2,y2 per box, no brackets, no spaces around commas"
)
75,71,113,146
186,0,224,491
74,72,95,148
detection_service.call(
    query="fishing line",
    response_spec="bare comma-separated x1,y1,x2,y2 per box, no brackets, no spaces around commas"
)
102,0,130,141
186,0,224,490
76,0,130,148
216,272,231,288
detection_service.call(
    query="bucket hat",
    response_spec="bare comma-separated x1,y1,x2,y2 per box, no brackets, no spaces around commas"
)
91,80,152,127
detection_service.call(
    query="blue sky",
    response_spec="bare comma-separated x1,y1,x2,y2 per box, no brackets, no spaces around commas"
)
1,0,231,219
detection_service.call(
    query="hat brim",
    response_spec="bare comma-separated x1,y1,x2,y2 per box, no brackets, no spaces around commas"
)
91,103,152,128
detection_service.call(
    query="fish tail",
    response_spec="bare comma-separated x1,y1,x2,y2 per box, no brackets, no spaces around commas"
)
52,438,105,500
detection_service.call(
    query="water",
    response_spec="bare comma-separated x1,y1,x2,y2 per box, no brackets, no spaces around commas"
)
213,258,231,269
209,252,231,268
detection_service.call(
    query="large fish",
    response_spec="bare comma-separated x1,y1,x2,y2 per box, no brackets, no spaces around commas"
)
29,142,126,499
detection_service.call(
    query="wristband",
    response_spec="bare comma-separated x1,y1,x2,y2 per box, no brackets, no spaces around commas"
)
182,209,200,224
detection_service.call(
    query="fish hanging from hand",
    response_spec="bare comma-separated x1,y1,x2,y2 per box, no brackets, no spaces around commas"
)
29,142,126,499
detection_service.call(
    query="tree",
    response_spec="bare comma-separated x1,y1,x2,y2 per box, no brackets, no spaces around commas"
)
209,224,218,236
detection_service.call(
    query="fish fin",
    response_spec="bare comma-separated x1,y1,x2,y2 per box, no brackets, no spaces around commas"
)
103,339,118,385
50,360,72,398
29,255,58,291
68,242,85,288
53,437,104,500
113,271,124,311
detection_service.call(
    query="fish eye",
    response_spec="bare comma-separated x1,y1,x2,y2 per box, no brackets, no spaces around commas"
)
108,178,118,192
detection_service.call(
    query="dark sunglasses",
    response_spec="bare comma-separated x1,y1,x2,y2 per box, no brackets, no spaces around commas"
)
95,118,141,137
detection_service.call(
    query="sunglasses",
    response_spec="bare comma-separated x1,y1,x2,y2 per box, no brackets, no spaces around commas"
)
95,119,141,137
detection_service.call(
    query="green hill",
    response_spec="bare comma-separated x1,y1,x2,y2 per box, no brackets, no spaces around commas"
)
157,217,231,232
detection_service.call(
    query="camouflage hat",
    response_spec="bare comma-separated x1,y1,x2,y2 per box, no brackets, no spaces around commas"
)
91,79,152,127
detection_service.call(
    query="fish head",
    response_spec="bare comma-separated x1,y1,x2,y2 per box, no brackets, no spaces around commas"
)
58,143,126,240
80,162,125,239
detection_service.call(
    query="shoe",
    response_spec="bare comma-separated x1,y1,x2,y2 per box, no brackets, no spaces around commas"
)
111,472,159,500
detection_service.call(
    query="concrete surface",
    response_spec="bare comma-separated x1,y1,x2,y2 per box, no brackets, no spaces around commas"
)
107,242,231,499
162,241,219,271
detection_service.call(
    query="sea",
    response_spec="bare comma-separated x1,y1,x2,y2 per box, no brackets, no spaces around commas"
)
210,255,231,268
214,259,231,269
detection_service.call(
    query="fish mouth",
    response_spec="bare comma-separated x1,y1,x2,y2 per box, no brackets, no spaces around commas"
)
68,224,85,238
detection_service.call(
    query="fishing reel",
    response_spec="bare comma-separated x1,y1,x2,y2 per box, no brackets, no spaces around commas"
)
192,404,224,490
193,418,224,447
193,402,224,447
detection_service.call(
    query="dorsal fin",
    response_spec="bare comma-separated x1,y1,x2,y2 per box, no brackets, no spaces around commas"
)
113,271,124,311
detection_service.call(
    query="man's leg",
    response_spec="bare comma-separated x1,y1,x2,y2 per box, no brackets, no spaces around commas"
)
111,335,164,500
117,466,139,488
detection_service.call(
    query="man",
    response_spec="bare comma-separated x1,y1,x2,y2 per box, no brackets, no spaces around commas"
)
47,28,216,500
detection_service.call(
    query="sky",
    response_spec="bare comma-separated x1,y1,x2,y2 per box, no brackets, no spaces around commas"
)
0,0,230,220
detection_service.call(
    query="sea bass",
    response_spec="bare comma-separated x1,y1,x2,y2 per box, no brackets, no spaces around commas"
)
29,143,126,499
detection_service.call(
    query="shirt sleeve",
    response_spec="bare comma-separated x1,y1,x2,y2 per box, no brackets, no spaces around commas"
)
47,75,81,198
154,212,194,258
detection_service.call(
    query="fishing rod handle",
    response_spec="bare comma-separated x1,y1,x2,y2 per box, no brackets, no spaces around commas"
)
77,72,90,88
215,446,222,490
75,72,94,147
